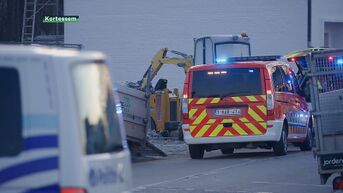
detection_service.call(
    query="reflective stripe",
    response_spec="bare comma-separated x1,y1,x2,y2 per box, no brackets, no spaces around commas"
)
232,97,243,102
209,124,224,137
207,119,216,124
259,122,267,129
246,96,258,102
195,125,210,138
260,95,266,100
239,118,249,123
257,105,267,115
288,122,307,127
248,108,264,122
190,125,196,132
245,123,263,135
210,98,220,104
232,124,248,135
192,110,207,125
196,98,207,104
189,109,197,118
224,130,233,136
221,119,234,123
188,95,268,137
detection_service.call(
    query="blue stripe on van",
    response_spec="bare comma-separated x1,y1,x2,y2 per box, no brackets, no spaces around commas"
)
23,114,58,129
23,183,59,193
0,156,58,185
23,135,58,151
288,122,307,128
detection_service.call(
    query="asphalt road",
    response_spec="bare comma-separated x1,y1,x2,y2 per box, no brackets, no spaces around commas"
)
132,148,335,193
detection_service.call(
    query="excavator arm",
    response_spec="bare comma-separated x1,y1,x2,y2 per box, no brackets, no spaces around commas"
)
139,48,193,91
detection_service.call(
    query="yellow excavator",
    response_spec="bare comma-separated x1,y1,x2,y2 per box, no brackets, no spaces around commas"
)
138,33,251,137
139,48,192,137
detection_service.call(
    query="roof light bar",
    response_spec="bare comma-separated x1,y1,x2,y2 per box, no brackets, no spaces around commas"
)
215,55,281,64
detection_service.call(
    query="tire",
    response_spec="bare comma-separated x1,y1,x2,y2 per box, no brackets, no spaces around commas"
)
273,124,288,156
189,144,204,159
300,127,313,151
221,148,234,154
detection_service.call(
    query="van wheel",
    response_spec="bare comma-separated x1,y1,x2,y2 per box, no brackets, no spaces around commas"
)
189,144,204,159
273,124,288,156
221,148,234,154
300,127,313,151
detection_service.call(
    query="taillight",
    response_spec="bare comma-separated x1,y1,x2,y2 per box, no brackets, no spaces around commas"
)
333,176,343,190
61,188,86,193
266,91,274,110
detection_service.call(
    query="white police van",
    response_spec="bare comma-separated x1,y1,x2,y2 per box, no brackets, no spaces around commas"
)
0,45,132,193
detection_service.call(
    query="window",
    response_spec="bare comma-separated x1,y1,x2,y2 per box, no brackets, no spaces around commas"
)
215,43,250,59
281,67,294,93
272,66,294,93
192,68,262,98
72,64,123,155
272,67,284,91
0,67,22,157
194,38,214,65
290,71,302,96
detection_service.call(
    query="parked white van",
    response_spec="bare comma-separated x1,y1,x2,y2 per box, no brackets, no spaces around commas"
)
0,45,132,193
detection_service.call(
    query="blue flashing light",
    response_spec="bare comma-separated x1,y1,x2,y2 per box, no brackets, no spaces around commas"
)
215,55,281,64
337,58,343,65
216,58,228,64
249,69,254,72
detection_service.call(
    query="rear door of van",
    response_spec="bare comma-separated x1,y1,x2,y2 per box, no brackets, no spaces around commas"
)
0,56,60,193
188,65,267,138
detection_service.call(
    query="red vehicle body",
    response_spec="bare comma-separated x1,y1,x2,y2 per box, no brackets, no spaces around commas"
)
181,59,313,159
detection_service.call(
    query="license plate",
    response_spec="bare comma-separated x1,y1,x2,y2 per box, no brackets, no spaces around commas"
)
213,108,242,116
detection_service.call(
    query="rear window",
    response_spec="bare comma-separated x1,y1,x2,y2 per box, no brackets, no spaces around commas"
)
191,68,262,98
0,67,22,157
72,63,123,155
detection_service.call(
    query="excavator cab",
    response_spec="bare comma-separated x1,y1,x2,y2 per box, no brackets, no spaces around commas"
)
154,79,168,91
193,33,251,65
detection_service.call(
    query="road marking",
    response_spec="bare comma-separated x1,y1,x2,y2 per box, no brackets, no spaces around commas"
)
132,187,273,193
252,181,331,188
132,159,256,191
133,152,319,192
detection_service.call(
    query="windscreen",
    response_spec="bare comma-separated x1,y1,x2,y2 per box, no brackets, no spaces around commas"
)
191,68,262,98
215,43,250,59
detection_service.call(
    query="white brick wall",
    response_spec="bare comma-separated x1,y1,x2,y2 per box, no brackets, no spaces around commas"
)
65,0,307,89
